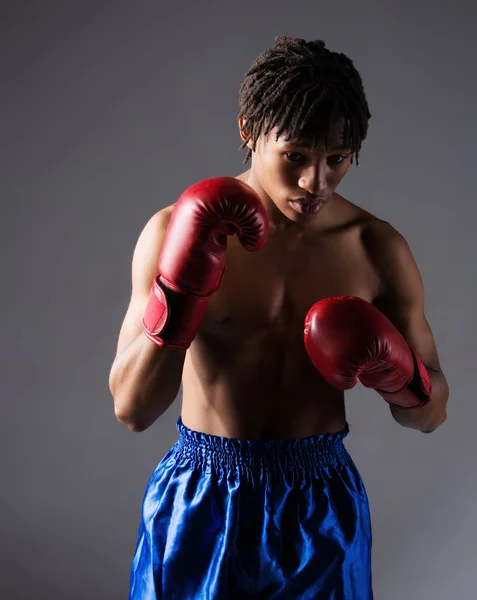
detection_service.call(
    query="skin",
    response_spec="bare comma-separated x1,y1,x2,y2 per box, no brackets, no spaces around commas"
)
112,117,449,439
178,119,449,439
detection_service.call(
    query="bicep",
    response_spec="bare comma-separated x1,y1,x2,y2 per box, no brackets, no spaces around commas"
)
370,226,442,373
375,294,441,373
114,207,173,358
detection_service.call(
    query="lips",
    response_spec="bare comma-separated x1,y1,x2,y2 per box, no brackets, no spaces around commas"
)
292,197,325,207
290,198,325,214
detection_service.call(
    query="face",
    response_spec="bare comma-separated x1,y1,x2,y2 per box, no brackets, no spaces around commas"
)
243,121,354,224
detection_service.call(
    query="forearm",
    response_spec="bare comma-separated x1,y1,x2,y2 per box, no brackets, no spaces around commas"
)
390,369,449,433
109,332,186,432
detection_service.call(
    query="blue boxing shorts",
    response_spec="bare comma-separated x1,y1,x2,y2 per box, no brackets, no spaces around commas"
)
128,417,373,599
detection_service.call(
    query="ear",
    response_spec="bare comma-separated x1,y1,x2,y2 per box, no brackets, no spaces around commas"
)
238,117,253,149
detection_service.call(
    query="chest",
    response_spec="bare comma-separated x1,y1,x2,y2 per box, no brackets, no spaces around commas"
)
200,225,379,338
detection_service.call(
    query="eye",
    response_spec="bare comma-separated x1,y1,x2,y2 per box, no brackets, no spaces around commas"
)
327,154,349,166
284,152,305,163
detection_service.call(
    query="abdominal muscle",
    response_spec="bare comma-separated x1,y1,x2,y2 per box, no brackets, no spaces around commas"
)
180,321,347,441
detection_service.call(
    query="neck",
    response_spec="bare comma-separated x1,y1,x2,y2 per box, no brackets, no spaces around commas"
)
236,168,335,235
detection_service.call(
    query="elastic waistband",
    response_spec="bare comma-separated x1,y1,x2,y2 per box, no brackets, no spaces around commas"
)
172,417,350,480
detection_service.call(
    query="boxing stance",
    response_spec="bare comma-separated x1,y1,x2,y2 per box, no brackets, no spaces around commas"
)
110,37,449,599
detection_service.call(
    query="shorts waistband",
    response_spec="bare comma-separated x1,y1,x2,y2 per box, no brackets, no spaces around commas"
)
172,417,350,480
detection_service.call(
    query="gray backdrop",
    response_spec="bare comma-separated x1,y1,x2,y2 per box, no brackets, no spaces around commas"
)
2,1,476,598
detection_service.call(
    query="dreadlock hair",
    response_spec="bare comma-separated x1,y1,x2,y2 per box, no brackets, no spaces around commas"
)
238,36,371,164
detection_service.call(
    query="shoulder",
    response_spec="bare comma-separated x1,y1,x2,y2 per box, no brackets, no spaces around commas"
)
360,219,422,302
361,219,414,270
331,195,406,249
332,195,422,299
361,219,407,255
331,193,381,231
137,204,175,243
131,204,175,270
148,204,175,230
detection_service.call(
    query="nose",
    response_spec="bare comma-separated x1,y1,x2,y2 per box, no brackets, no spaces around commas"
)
298,165,327,196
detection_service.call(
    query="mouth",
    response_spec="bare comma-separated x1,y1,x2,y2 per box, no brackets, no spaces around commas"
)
290,198,326,215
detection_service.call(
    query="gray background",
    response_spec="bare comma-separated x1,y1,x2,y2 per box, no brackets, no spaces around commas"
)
2,1,476,598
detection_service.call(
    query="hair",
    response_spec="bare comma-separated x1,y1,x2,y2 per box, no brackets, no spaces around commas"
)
238,36,371,164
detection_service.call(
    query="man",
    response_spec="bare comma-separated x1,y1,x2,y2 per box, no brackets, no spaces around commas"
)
109,36,449,599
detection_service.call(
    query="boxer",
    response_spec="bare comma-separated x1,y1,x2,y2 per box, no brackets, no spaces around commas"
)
109,36,449,599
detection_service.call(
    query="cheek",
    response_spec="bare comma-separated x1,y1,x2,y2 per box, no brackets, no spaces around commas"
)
273,159,298,188
261,155,296,188
328,165,350,187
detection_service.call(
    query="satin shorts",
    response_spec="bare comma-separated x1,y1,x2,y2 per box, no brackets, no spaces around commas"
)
129,417,373,599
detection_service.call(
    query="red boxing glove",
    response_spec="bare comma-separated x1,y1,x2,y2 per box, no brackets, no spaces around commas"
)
304,296,432,409
143,177,269,349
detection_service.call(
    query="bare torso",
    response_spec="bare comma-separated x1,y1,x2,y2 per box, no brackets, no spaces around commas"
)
180,178,382,440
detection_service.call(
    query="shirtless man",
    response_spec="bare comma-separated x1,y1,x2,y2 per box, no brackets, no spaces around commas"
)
109,36,449,599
